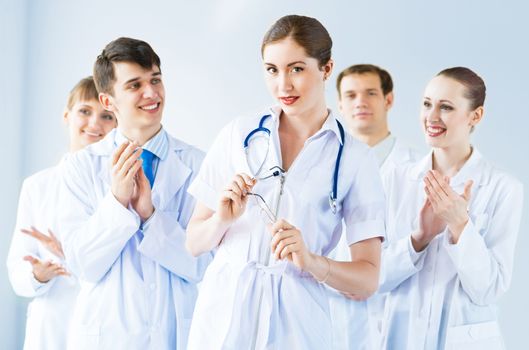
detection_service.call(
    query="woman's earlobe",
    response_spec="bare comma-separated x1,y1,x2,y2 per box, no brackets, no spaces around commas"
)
63,109,70,124
471,106,484,125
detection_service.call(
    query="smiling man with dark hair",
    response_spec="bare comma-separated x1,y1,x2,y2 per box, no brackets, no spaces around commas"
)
59,37,210,350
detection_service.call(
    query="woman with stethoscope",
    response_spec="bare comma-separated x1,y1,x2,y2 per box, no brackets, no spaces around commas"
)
379,67,523,349
6,76,116,350
186,15,385,349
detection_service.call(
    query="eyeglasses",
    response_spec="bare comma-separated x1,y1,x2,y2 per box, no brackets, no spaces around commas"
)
247,192,276,223
246,165,284,224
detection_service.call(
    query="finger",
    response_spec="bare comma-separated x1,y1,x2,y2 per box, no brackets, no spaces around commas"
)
427,171,450,198
232,175,250,195
116,141,139,172
424,177,444,204
135,166,151,189
21,227,49,242
47,229,58,240
270,229,296,253
51,264,68,273
113,146,139,179
424,185,442,213
227,180,245,198
436,172,459,201
126,159,143,180
426,170,448,195
462,180,473,202
274,236,298,260
239,173,257,187
55,268,70,277
55,249,66,260
112,141,129,166
271,219,295,234
23,255,39,265
221,190,243,209
42,260,54,268
120,149,142,178
279,241,299,260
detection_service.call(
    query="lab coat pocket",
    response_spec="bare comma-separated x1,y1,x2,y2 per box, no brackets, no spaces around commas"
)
445,321,504,350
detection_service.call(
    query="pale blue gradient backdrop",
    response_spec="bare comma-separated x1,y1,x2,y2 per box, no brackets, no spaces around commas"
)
1,0,527,348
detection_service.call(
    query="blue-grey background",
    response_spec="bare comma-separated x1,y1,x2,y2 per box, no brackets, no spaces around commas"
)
1,0,527,348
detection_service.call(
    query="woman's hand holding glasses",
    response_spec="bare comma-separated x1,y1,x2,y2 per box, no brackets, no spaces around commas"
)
218,173,256,224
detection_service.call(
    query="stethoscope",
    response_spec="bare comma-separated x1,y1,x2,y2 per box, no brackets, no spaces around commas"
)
243,114,345,214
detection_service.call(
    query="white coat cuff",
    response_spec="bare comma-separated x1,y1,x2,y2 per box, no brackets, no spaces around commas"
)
444,219,487,270
408,236,426,264
139,210,208,283
140,208,156,231
105,192,140,226
30,272,57,296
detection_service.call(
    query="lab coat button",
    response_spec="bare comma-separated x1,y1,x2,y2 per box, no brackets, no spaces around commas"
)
149,283,156,290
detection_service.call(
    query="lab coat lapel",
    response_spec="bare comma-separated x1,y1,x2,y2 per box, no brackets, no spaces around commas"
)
151,145,192,210
92,130,116,188
449,148,487,189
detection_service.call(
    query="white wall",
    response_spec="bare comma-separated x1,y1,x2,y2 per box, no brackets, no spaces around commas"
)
1,0,28,348
2,0,528,348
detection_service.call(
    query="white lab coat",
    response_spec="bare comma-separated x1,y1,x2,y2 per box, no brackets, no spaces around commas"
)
59,129,210,350
329,136,420,350
6,159,79,350
379,148,523,350
187,108,386,350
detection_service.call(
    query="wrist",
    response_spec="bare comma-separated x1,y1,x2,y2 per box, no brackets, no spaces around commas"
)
411,232,427,252
112,190,129,208
212,211,233,228
33,272,50,284
309,254,331,284
448,217,468,244
140,206,155,222
140,206,155,223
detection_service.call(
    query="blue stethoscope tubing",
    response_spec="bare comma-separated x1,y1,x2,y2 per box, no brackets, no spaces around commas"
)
243,114,345,214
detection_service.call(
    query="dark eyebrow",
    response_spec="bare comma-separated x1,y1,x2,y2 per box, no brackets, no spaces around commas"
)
263,61,307,67
124,77,140,86
287,61,306,67
124,71,162,86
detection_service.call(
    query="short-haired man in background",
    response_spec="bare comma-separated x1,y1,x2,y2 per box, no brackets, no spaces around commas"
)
330,64,419,349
